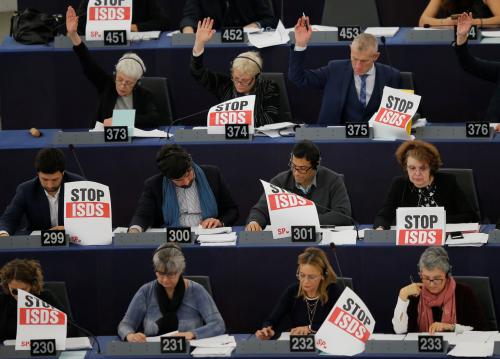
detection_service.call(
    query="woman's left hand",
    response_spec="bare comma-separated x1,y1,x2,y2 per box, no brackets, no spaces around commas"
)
429,322,454,334
290,326,312,336
177,332,195,340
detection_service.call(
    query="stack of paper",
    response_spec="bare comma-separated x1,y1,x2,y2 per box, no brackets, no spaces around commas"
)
194,226,232,235
255,122,302,138
319,228,357,245
448,342,494,357
146,331,179,342
129,31,161,41
190,335,236,357
248,20,289,48
197,232,237,246
446,233,488,247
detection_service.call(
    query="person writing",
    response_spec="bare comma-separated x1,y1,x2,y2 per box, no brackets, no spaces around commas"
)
393,247,485,334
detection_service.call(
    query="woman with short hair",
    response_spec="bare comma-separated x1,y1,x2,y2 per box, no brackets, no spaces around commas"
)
66,6,160,129
255,247,341,339
373,140,478,229
393,247,485,334
190,17,280,127
118,243,225,341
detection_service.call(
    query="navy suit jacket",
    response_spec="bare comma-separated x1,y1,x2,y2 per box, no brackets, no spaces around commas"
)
130,165,239,229
0,172,84,235
288,48,402,125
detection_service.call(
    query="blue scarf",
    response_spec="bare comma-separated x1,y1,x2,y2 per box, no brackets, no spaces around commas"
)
162,163,218,226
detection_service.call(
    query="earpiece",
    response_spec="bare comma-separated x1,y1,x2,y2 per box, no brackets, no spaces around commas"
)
154,243,181,256
116,55,146,75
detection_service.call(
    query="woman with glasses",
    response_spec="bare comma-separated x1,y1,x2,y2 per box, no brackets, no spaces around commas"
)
118,243,225,342
255,247,341,339
190,17,280,127
373,140,478,229
66,6,160,129
393,247,485,334
0,259,73,341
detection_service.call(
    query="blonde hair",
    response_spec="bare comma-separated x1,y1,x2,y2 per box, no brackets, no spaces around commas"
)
231,51,262,77
296,247,337,304
351,32,378,52
115,52,146,80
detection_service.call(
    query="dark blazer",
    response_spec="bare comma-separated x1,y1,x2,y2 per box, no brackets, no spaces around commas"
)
77,0,169,34
373,173,479,229
73,42,161,129
130,165,238,229
0,172,84,235
455,42,500,122
288,48,402,125
180,0,277,30
405,282,486,332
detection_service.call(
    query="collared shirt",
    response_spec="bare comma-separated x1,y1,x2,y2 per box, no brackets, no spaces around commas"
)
175,181,202,227
295,174,317,195
354,65,376,105
44,188,60,228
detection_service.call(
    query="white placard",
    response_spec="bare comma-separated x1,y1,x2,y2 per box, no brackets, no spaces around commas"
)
396,207,446,246
315,286,375,356
85,0,132,41
16,289,67,351
260,180,320,239
64,181,112,245
372,86,421,140
207,95,255,135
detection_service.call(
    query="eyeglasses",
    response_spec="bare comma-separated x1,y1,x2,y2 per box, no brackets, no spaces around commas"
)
232,76,255,86
296,272,321,282
289,162,313,174
115,78,136,88
420,276,445,285
156,271,179,279
406,165,430,174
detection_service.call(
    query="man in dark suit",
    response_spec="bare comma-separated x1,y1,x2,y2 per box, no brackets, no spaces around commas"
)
0,148,84,236
180,0,277,33
129,144,238,232
289,16,402,126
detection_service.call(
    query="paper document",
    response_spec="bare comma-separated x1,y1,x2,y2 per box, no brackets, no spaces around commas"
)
364,27,400,37
113,227,128,235
194,226,232,235
248,20,289,48
191,346,234,357
446,232,488,247
197,233,237,244
190,334,236,348
319,229,357,245
480,30,500,37
277,332,290,341
448,342,494,357
146,331,179,342
404,332,456,342
129,31,160,41
255,122,301,138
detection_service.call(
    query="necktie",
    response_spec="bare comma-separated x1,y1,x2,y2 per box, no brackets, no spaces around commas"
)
359,74,368,107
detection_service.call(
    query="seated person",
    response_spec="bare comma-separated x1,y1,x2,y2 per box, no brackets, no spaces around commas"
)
373,140,479,229
190,17,280,127
455,12,500,131
289,17,401,126
0,148,84,236
77,0,169,33
66,6,161,129
0,259,76,341
180,0,277,33
246,140,352,231
419,0,500,27
129,144,238,232
118,243,225,340
255,247,342,338
393,247,485,334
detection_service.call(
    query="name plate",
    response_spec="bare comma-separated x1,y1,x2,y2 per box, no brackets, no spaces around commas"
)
0,235,69,249
291,226,316,242
465,122,490,138
160,337,187,354
338,26,361,41
290,335,315,352
40,230,67,247
30,339,56,357
166,227,192,244
221,27,244,43
225,124,249,139
295,126,373,141
104,126,130,142
345,123,370,138
104,30,127,46
174,128,252,142
418,335,444,353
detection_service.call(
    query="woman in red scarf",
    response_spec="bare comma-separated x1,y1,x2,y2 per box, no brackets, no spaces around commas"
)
392,247,485,334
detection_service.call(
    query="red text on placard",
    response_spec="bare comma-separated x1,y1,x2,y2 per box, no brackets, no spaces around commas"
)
268,193,314,211
66,202,111,218
398,229,443,246
89,7,131,21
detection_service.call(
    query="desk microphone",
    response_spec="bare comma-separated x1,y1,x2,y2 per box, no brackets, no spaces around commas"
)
166,108,211,140
67,317,101,354
329,243,347,292
68,144,87,180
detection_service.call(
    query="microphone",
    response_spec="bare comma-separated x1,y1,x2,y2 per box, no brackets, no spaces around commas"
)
329,243,347,292
67,317,102,354
166,108,211,140
68,144,87,180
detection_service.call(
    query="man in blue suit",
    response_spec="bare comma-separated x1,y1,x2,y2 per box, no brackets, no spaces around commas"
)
289,16,402,126
0,148,84,236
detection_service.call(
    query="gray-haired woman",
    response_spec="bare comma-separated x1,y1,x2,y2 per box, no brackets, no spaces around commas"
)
392,247,485,334
118,243,225,341
66,6,160,129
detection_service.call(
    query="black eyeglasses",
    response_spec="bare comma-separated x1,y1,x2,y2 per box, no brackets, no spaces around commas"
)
289,161,313,174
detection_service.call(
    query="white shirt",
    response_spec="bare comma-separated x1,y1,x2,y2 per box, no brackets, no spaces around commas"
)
354,65,376,105
45,188,60,228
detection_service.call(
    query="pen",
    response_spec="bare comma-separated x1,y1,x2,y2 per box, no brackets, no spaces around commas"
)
302,12,309,31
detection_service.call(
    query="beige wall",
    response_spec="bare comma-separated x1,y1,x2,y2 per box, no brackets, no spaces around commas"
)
0,11,14,43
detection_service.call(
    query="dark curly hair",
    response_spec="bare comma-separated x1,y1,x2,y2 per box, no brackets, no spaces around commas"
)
0,259,44,295
395,140,443,175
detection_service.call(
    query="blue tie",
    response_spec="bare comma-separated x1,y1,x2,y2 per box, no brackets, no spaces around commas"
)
359,74,368,107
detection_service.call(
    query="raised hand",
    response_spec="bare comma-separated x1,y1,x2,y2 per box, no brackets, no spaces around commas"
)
294,16,312,48
194,17,215,52
66,6,81,46
456,12,473,45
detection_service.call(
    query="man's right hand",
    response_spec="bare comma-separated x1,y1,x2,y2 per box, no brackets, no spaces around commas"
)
126,332,147,342
456,12,473,46
255,326,275,340
294,16,312,48
194,17,215,54
245,221,262,232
